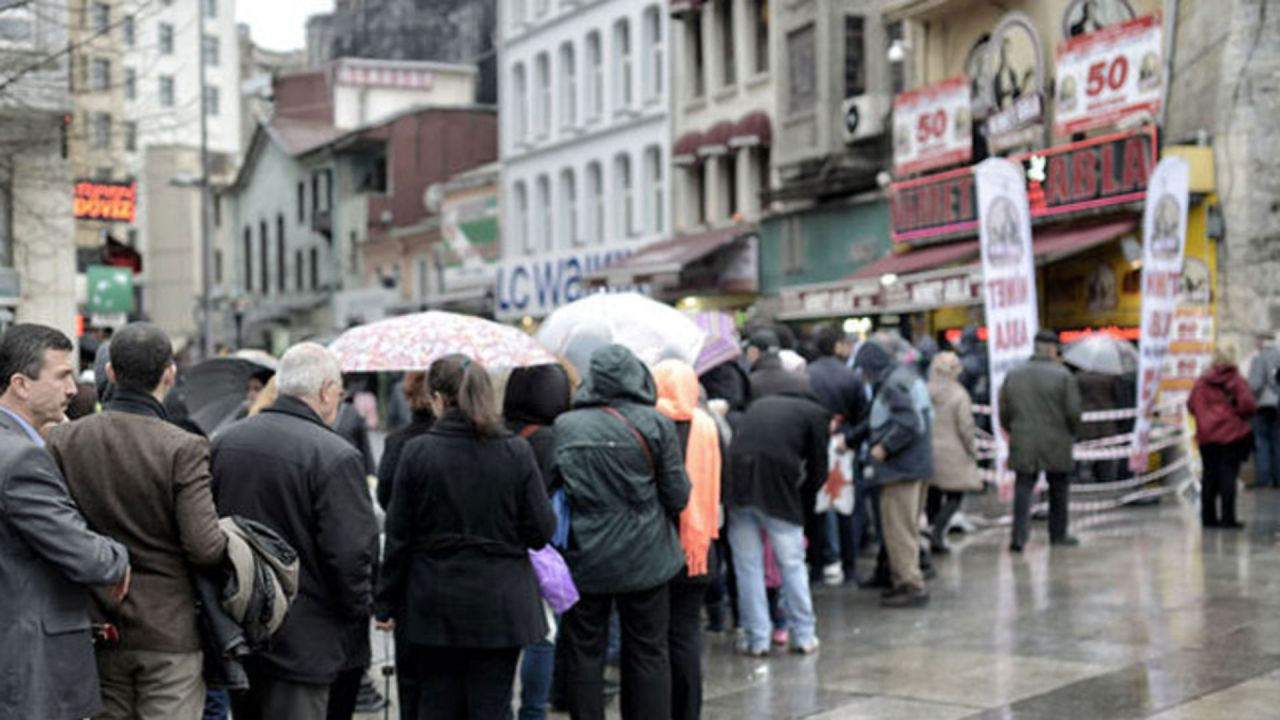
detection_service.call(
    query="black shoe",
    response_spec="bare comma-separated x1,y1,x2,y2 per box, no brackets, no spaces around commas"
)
859,573,892,590
1009,542,1024,553
1050,536,1081,547
1221,521,1245,530
1203,519,1221,528
931,538,951,555
881,587,929,608
922,565,938,581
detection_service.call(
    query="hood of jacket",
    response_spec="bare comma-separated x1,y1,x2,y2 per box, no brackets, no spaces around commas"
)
653,359,700,421
856,341,895,387
1203,362,1241,387
574,344,657,407
504,363,572,426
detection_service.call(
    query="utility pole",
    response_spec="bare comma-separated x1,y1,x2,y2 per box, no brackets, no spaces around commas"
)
197,0,213,359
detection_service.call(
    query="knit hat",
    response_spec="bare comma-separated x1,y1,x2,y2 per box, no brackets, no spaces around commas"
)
856,341,893,378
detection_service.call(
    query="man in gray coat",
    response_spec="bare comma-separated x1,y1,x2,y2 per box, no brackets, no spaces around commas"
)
1000,329,1083,551
0,323,130,720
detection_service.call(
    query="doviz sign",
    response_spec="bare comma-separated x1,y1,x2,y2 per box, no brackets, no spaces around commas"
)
73,181,136,223
1055,14,1163,136
889,126,1156,244
86,265,134,315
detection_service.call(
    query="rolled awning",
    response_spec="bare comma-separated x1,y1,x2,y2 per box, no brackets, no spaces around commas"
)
699,121,735,155
730,111,773,147
674,130,705,164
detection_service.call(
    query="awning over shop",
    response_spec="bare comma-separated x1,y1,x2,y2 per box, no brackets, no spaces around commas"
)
699,121,735,156
730,111,773,147
673,130,704,164
584,225,756,294
849,240,979,280
1033,219,1138,264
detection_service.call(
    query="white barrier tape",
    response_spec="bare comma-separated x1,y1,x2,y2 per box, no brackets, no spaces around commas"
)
971,404,1180,423
976,449,1190,487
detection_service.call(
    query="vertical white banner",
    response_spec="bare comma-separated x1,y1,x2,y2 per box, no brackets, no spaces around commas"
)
1130,157,1189,472
975,158,1039,491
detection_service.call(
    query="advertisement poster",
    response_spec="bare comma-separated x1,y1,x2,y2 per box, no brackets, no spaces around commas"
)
893,75,973,177
974,158,1039,489
1055,14,1163,136
1130,156,1189,472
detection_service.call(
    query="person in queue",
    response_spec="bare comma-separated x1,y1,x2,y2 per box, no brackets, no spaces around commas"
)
1189,341,1257,529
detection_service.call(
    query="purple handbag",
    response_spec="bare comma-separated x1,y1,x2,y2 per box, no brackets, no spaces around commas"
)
528,545,580,613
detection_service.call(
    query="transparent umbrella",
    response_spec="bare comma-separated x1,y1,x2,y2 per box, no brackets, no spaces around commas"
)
536,292,707,371
1063,335,1139,375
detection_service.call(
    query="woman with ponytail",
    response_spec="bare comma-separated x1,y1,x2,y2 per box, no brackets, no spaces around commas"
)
375,354,556,719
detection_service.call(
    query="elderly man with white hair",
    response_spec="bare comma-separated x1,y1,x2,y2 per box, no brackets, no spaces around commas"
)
210,343,378,720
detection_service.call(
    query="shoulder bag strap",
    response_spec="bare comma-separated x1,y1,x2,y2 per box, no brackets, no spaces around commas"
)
600,406,655,474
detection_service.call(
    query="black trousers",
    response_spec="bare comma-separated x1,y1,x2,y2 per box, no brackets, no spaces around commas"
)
325,667,362,720
928,490,964,545
669,580,708,720
562,583,670,720
1012,471,1070,546
402,645,520,720
1200,442,1243,525
394,625,421,720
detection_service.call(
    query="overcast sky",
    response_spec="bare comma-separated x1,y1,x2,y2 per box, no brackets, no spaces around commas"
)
238,1,335,53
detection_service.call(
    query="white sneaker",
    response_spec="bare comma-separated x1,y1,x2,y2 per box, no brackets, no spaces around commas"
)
791,637,820,655
822,562,844,586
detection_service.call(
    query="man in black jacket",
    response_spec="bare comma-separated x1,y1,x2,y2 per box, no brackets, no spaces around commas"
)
211,343,378,720
747,330,814,401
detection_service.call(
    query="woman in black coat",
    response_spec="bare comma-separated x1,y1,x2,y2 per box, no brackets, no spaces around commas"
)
375,355,557,719
376,371,435,510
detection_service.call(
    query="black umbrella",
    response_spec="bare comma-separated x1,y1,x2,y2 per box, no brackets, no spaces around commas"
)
179,357,276,435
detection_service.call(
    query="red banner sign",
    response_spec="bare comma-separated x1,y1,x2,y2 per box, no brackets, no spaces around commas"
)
73,181,136,223
1055,14,1163,137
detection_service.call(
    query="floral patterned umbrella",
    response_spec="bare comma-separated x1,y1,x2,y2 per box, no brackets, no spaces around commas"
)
329,311,557,372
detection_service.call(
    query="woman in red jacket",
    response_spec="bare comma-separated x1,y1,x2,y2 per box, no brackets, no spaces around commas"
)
1187,341,1257,529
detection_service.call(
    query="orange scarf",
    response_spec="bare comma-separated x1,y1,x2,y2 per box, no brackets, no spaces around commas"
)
653,360,721,577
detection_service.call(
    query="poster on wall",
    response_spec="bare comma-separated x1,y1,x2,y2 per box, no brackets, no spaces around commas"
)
975,158,1039,490
1129,156,1189,472
893,75,973,177
1054,13,1163,136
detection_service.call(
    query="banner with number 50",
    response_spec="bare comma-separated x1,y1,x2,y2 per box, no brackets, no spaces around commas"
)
892,75,973,177
1054,14,1163,137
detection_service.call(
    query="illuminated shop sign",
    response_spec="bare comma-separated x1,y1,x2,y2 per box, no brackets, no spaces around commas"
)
73,181,136,223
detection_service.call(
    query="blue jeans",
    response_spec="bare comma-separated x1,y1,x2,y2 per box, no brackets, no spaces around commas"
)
201,689,229,720
1252,408,1280,487
518,636,556,720
728,507,816,651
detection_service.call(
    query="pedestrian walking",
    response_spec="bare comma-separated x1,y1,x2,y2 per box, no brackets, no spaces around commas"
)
503,362,574,720
1189,341,1257,529
1246,332,1280,488
925,352,981,554
49,322,228,720
211,343,378,720
0,323,131,720
374,354,556,719
554,344,690,720
856,340,933,607
653,359,723,720
726,356,827,653
1000,329,1083,552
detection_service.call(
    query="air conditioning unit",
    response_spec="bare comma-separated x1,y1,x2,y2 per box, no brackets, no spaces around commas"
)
842,94,889,144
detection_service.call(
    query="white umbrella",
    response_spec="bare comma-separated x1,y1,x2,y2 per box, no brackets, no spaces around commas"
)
536,292,707,370
1063,335,1139,375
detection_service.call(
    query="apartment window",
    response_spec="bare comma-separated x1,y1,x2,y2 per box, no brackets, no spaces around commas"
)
688,17,705,99
310,247,319,290
297,182,305,222
122,15,135,46
725,153,740,219
204,0,218,19
643,6,662,102
202,35,219,67
783,217,805,275
511,64,527,143
586,32,603,120
513,182,530,252
615,154,634,237
159,76,174,106
124,67,135,100
586,162,603,244
124,121,137,151
259,221,269,294
295,249,303,291
787,25,816,114
534,53,550,138
204,86,220,116
757,145,771,199
159,23,174,54
560,169,579,246
559,43,576,129
844,16,866,98
276,215,286,293
214,195,222,227
645,147,663,234
214,249,223,285
91,3,109,33
91,113,111,147
416,255,430,299
613,20,632,112
689,164,707,225
91,58,109,91
535,175,551,250
716,0,735,87
754,0,769,74
243,228,252,292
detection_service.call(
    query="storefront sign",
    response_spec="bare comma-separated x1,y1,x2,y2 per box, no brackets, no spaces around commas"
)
1130,156,1188,472
975,157,1038,488
778,268,981,320
1054,14,1163,136
495,248,638,321
336,63,435,90
985,92,1043,152
892,75,973,177
890,127,1156,244
86,265,135,315
73,181,136,223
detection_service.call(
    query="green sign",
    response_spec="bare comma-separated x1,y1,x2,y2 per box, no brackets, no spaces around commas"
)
87,265,134,314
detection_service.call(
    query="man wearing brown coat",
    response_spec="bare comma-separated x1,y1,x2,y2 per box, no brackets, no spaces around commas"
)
49,323,227,720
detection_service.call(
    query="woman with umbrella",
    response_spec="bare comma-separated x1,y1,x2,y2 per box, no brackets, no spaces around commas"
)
1063,335,1137,483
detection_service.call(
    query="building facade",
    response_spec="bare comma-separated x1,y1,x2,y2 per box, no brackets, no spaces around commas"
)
496,0,672,320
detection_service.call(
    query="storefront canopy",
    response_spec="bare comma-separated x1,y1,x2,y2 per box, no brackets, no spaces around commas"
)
584,225,756,294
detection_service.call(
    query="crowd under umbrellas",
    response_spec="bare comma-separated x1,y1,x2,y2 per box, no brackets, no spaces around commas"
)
2,293,1214,720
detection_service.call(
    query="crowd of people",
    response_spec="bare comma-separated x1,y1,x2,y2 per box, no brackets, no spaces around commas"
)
4,314,1273,720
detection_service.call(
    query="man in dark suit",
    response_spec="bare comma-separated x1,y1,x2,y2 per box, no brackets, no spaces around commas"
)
211,343,377,720
0,323,130,720
49,322,227,720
